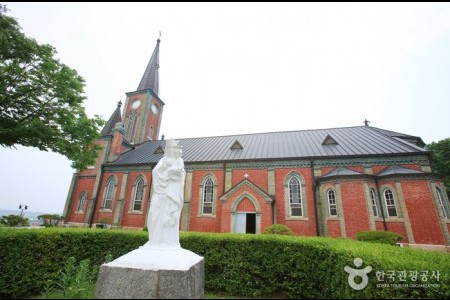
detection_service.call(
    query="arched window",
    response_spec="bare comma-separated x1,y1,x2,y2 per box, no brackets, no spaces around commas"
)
202,178,214,214
77,192,87,212
132,177,145,211
102,177,116,210
370,189,378,217
289,177,302,216
384,189,398,217
126,111,138,142
436,187,448,218
148,126,154,141
327,189,337,216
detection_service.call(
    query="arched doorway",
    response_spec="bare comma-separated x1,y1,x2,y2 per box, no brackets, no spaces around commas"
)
234,212,256,234
232,195,259,234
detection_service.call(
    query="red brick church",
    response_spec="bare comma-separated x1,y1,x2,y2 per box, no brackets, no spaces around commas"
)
63,39,450,246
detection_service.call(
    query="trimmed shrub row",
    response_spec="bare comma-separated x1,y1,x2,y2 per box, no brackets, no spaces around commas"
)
0,228,448,299
356,230,403,245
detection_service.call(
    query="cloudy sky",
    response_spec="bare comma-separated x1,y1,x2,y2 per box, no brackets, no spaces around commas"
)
1,3,449,214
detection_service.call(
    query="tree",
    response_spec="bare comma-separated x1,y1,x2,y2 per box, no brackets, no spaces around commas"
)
37,214,64,227
0,5,104,170
427,138,450,192
0,214,29,227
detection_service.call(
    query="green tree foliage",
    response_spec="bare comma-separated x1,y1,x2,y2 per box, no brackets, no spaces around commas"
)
427,138,450,191
0,214,29,226
0,5,104,170
38,214,64,227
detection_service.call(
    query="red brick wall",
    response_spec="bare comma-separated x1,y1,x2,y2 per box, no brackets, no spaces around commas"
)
321,167,335,176
94,172,124,224
120,171,152,228
124,94,162,142
375,221,385,231
327,219,341,237
274,168,317,236
188,170,224,233
66,160,448,245
232,169,268,191
218,184,273,233
124,94,146,117
144,97,162,141
339,180,371,238
372,164,422,175
385,222,409,243
69,176,96,222
347,166,365,173
236,198,256,212
400,179,445,244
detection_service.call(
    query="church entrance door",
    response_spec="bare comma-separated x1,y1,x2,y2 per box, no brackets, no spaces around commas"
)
234,213,256,234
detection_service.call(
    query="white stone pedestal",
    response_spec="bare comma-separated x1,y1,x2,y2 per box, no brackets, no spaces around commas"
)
95,244,204,299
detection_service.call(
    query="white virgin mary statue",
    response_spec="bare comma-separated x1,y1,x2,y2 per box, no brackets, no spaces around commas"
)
145,139,185,249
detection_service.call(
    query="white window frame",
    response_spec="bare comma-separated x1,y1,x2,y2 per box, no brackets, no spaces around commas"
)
77,192,87,212
370,189,378,217
202,178,214,215
327,189,337,216
132,177,145,211
289,177,303,217
102,177,115,210
384,189,398,217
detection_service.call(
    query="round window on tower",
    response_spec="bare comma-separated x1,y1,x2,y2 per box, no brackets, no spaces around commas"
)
132,99,141,109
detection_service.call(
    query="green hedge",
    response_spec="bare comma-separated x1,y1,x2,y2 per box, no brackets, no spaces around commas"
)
263,224,294,235
356,230,404,245
0,228,146,298
0,228,448,299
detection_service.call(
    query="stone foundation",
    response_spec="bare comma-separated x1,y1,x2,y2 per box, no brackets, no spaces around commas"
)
95,247,204,299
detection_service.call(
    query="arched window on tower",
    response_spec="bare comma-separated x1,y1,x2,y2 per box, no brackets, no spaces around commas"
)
202,178,214,214
126,111,138,142
370,188,379,217
327,189,337,216
436,187,448,218
102,177,116,210
132,177,145,211
383,189,398,217
148,126,154,141
289,177,302,216
77,192,87,212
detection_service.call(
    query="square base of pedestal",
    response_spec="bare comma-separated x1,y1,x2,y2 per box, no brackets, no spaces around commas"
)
95,250,204,299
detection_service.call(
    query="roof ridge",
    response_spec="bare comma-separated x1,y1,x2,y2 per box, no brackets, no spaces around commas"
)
150,125,369,142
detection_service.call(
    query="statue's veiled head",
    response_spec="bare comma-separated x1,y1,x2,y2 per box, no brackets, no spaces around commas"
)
164,139,183,159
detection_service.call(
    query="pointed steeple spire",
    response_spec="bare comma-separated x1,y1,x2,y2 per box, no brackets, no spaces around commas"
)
137,38,160,95
100,101,122,136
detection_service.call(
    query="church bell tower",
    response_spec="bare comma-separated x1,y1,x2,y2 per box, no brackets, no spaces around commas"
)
122,38,165,144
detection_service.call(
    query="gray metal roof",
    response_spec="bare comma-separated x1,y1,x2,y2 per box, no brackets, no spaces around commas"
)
137,39,160,95
377,165,424,177
369,127,426,147
110,126,428,166
323,167,362,177
100,102,122,137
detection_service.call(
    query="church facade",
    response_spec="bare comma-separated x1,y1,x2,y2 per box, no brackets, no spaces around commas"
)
63,39,450,246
